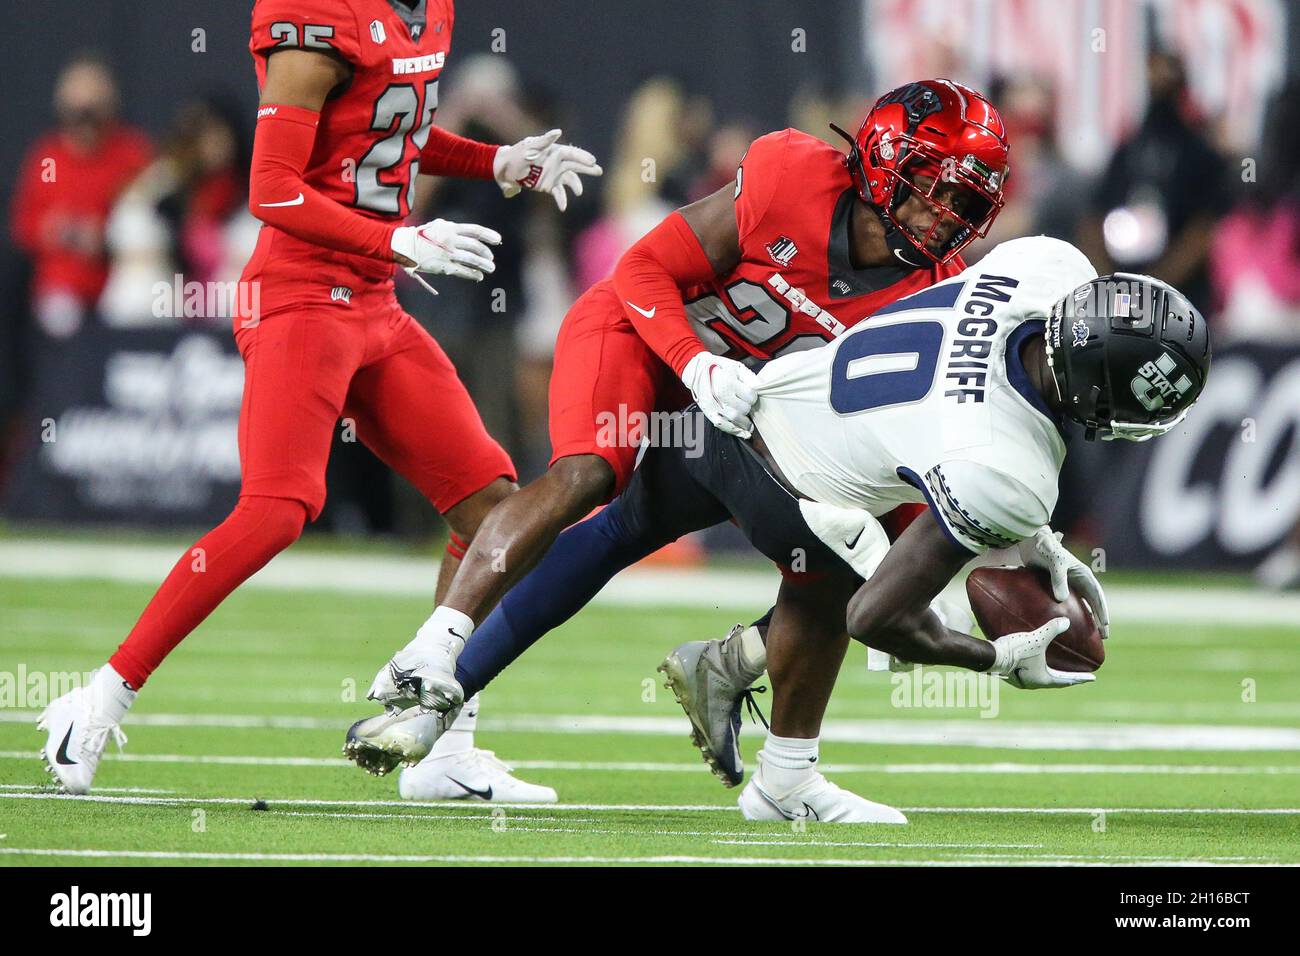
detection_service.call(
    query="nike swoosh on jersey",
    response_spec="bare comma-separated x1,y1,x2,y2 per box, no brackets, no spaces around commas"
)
844,528,864,549
259,193,305,207
626,301,656,318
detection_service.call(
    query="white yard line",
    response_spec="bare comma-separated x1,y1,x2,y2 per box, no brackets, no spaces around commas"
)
0,847,1285,866
3,750,1298,775
5,709,1300,751
0,782,173,794
3,538,1300,625
2,791,1298,814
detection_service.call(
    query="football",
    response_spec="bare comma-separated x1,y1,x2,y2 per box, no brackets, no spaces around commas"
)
965,566,1105,672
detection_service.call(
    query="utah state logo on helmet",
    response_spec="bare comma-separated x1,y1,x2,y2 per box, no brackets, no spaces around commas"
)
1046,273,1211,441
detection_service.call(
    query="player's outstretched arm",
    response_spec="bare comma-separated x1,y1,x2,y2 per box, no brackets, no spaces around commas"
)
612,184,758,437
845,509,990,670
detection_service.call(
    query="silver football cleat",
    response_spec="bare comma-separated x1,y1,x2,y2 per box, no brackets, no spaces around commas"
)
659,624,767,788
343,702,463,776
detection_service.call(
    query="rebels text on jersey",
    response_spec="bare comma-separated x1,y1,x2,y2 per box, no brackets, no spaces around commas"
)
684,129,966,365
248,0,454,283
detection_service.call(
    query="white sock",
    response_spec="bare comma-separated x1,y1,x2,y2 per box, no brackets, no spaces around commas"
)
429,693,479,757
735,625,767,676
88,664,137,725
412,605,474,652
758,733,819,796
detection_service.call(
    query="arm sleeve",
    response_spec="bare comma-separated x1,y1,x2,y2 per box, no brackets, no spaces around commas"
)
610,211,719,377
248,103,396,261
906,461,1052,554
419,125,498,180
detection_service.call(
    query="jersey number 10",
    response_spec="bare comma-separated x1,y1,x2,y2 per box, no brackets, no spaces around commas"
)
829,321,944,414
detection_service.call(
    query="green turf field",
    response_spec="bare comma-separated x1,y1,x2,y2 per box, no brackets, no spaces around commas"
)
2,551,1299,867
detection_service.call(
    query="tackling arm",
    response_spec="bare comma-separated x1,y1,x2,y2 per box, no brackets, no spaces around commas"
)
611,184,758,437
610,184,738,376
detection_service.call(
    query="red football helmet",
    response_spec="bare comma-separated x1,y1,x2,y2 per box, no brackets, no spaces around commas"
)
833,79,1010,266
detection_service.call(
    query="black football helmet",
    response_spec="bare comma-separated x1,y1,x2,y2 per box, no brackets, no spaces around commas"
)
1045,273,1211,441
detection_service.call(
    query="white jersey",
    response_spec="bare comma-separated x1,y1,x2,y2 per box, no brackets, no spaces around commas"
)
751,237,1097,553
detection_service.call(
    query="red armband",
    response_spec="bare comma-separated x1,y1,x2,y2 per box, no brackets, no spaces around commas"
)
419,125,499,180
611,212,718,377
248,104,396,261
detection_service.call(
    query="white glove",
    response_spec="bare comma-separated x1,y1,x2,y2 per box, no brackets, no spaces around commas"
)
991,616,1096,689
681,352,759,438
493,129,602,211
798,500,891,579
392,219,502,294
1017,526,1110,637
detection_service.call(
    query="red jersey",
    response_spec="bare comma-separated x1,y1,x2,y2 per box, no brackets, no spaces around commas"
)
246,0,455,289
684,129,965,364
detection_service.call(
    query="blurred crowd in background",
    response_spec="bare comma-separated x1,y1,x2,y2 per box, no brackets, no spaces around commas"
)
2,12,1298,579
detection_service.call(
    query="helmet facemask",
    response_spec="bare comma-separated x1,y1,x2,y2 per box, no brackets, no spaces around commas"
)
873,136,1005,265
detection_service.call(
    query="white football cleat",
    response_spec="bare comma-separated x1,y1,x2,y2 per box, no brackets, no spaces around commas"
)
367,634,465,714
738,758,907,824
343,703,461,776
37,686,127,795
398,749,557,803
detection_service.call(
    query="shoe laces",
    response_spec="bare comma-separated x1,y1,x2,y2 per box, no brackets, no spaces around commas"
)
465,748,512,774
83,720,127,762
739,685,769,730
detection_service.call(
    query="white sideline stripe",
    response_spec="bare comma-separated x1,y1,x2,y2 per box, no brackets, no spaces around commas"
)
3,538,1300,625
270,811,592,824
487,715,1300,751
2,792,1298,815
7,708,1300,751
0,847,1284,867
3,751,1298,776
0,783,172,794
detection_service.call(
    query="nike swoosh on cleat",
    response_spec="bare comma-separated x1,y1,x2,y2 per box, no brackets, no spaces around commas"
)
626,300,656,318
55,726,77,766
447,777,492,800
259,193,305,207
